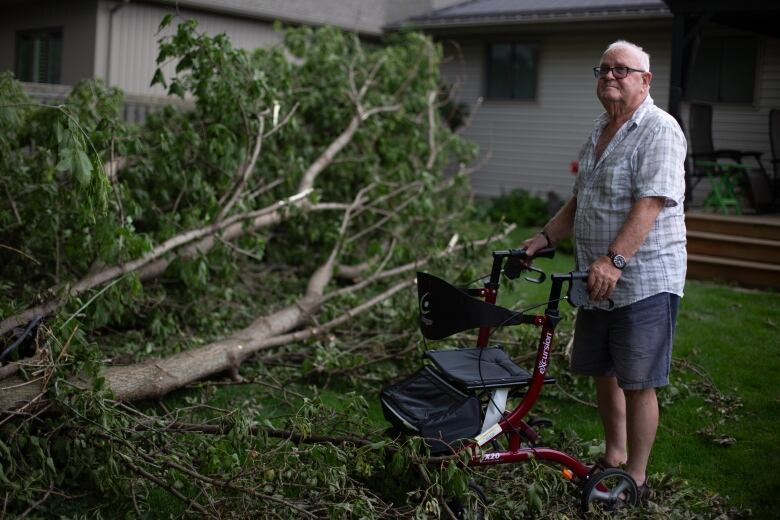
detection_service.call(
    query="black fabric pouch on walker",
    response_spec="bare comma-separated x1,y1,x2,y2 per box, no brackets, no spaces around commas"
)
380,366,481,454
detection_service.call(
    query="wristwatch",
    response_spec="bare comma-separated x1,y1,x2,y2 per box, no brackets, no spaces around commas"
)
539,229,552,247
607,250,627,270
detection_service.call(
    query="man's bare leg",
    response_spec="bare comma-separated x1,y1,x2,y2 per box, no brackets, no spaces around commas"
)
596,376,627,467
623,387,658,486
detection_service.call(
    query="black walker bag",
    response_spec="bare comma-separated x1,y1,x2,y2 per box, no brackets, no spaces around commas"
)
380,365,481,454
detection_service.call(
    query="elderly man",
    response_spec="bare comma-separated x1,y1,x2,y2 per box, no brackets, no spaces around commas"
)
523,40,687,499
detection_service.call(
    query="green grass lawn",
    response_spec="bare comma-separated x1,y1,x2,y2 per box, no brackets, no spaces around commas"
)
488,239,780,517
142,229,780,517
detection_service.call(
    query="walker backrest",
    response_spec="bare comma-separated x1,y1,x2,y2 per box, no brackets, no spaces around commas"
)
417,272,522,340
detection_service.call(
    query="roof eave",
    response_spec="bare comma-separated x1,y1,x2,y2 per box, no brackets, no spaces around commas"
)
386,8,671,31
138,0,384,37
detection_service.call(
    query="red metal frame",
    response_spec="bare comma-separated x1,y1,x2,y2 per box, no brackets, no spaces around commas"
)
452,252,592,480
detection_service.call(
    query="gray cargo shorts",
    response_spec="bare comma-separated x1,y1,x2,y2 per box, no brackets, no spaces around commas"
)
570,292,680,390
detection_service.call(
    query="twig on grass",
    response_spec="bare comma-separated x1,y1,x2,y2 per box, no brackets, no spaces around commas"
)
17,483,54,520
120,454,212,517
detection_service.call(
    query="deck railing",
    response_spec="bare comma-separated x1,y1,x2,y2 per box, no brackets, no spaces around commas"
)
21,82,192,124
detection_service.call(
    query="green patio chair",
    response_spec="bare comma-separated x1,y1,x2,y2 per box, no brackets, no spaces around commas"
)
694,160,747,215
689,102,770,214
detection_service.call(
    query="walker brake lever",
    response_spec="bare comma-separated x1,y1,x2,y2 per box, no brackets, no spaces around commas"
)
504,247,552,281
524,266,546,284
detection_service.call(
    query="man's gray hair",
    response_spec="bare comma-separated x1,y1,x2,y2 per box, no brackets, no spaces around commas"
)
605,40,651,71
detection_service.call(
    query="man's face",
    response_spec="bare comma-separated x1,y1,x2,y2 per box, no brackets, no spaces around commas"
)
596,47,651,110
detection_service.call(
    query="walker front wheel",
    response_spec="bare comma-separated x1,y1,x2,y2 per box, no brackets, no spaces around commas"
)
580,468,638,512
448,480,487,520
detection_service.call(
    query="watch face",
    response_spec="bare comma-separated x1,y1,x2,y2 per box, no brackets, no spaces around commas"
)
612,254,626,269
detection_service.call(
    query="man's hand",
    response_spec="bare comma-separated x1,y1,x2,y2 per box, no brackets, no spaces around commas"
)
520,197,576,263
521,233,548,258
587,256,622,300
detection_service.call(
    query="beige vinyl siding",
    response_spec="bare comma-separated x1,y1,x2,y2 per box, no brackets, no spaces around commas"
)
155,0,389,36
440,24,673,198
96,0,448,97
95,2,283,96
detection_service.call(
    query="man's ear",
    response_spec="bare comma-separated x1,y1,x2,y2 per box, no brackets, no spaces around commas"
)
643,71,653,89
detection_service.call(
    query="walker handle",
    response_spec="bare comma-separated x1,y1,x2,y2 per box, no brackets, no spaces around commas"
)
501,247,556,281
508,247,556,259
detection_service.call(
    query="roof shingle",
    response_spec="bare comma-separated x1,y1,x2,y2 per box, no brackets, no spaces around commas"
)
401,0,669,28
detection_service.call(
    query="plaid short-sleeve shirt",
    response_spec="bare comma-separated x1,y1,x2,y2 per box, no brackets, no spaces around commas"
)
573,95,687,310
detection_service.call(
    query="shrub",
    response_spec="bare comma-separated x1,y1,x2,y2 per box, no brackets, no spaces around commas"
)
480,189,549,227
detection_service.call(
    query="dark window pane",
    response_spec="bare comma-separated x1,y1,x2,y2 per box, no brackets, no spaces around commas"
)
512,45,537,100
16,35,34,82
48,32,62,84
719,37,755,103
487,43,512,99
685,35,755,104
687,38,721,102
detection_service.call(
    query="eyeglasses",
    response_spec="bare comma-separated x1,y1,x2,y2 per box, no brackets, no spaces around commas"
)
593,66,645,79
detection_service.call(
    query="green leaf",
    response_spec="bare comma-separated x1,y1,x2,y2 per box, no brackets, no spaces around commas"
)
55,121,65,144
74,149,93,186
151,68,166,88
55,150,73,172
168,81,185,99
159,13,173,30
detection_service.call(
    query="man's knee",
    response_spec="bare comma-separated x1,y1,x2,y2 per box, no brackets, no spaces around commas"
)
623,387,656,404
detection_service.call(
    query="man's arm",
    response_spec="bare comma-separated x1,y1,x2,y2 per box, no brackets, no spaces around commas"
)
588,196,665,300
523,196,577,255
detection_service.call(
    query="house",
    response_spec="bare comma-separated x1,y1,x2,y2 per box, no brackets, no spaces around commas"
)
0,0,462,102
393,0,780,202
2,0,778,203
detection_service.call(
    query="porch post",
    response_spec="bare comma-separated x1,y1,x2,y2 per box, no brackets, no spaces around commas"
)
668,13,691,209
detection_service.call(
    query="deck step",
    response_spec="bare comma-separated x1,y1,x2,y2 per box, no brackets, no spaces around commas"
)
687,231,780,264
687,253,780,289
686,212,780,241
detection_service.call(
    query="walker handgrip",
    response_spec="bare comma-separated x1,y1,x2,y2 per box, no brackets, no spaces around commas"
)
505,247,556,259
551,271,589,282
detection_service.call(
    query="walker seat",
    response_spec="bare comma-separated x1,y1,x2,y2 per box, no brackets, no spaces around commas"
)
424,346,555,390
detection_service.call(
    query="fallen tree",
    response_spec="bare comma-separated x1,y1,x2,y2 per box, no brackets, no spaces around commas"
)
0,19,497,518
0,219,515,412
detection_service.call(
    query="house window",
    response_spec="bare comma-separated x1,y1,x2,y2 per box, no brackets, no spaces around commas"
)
15,28,63,84
485,43,538,100
685,36,756,104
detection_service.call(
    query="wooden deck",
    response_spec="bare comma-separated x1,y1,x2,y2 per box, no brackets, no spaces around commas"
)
685,211,780,289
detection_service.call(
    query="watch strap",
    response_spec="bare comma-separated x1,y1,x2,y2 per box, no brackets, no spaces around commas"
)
540,229,552,247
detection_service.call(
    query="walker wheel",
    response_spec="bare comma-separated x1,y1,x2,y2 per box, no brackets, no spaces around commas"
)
580,468,638,512
528,416,553,429
448,479,487,520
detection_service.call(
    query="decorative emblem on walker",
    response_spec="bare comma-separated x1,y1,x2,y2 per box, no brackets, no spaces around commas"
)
538,331,552,375
481,452,502,462
419,292,432,326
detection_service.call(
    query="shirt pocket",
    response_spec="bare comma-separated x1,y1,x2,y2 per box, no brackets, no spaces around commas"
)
591,162,633,211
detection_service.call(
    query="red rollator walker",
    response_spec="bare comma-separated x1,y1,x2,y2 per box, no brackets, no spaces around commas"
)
380,247,640,514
